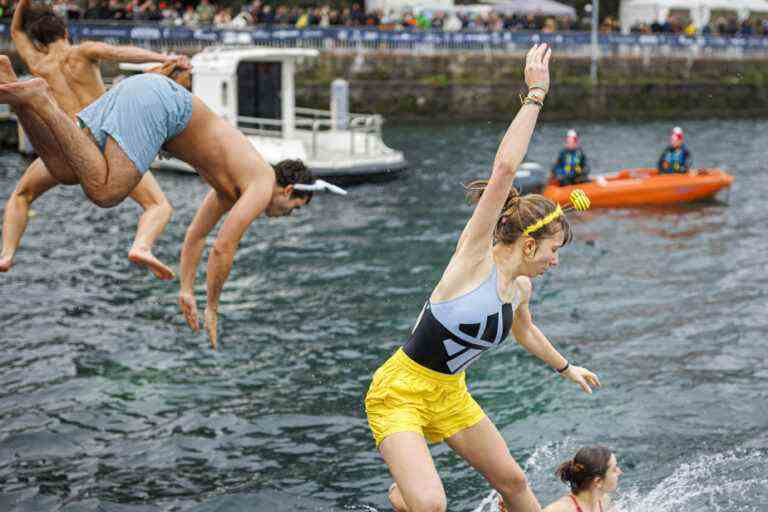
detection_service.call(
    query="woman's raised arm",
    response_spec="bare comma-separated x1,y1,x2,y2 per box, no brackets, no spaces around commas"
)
457,43,552,253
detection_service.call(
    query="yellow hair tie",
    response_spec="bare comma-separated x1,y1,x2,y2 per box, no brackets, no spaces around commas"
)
521,190,590,236
523,204,563,235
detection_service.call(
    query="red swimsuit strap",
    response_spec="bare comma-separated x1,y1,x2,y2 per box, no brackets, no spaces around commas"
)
569,495,603,512
569,495,584,512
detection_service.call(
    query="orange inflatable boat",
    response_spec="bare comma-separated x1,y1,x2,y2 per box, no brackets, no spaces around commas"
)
543,168,734,208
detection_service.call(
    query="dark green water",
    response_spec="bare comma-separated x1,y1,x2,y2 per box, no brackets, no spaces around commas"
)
0,119,766,511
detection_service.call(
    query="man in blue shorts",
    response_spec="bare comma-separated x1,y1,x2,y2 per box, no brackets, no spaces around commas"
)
0,55,321,349
1,0,185,278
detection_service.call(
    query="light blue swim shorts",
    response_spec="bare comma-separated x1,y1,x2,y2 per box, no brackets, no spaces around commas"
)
77,73,193,174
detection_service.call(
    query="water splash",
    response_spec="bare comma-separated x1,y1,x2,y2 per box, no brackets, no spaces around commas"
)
474,444,767,512
613,450,767,512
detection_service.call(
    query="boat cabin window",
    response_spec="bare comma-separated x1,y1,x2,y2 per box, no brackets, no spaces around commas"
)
237,61,282,132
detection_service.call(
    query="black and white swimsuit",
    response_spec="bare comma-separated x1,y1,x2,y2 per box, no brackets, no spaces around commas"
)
403,265,521,375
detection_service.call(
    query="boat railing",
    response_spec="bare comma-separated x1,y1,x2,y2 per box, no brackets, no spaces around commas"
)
237,110,384,158
236,116,285,139
347,114,383,157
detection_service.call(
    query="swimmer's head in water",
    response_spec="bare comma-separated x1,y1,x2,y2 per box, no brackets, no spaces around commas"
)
466,182,572,277
266,159,314,217
556,446,622,494
22,6,68,46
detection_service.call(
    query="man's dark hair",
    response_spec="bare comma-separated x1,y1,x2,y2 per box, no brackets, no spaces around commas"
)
23,6,68,46
274,159,314,203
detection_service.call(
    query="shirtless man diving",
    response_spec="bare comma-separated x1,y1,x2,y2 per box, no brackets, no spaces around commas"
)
0,50,326,349
0,0,187,279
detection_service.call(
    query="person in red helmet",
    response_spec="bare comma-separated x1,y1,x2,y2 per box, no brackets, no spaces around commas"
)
551,129,590,186
657,126,692,174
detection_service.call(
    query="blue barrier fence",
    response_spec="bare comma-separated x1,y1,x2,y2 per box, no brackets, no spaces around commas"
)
3,21,768,50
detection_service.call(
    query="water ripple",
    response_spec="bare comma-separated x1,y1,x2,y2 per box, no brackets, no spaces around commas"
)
1,119,767,510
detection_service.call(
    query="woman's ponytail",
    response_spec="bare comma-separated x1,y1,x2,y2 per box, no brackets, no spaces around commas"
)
554,446,612,494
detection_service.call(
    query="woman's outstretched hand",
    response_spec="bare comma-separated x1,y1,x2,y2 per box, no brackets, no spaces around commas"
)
524,43,552,96
562,365,602,394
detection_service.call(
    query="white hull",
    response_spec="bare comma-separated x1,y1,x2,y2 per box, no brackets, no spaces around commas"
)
153,129,407,182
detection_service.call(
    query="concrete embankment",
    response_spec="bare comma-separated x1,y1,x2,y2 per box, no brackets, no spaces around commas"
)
296,52,768,121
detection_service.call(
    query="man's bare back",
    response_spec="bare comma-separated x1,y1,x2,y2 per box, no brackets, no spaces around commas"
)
165,97,275,202
1,0,183,279
23,42,107,117
11,0,175,117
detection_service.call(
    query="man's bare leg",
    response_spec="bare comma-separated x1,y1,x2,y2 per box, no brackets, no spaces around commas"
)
0,159,173,278
127,173,175,280
0,158,59,271
0,56,141,208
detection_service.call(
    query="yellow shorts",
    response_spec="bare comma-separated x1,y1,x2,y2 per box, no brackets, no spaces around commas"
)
364,348,486,447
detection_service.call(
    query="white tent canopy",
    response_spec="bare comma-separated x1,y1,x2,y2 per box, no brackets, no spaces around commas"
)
483,0,577,17
365,0,453,15
368,0,575,17
620,0,768,33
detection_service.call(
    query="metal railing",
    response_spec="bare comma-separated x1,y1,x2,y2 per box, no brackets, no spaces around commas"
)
348,114,382,157
236,115,284,136
236,108,383,158
295,107,383,157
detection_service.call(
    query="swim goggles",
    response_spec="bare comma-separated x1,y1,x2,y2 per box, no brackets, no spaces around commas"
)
294,179,348,196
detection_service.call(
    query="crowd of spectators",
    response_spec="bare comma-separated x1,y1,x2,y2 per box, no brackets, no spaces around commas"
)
2,0,764,37
630,14,768,37
0,0,604,32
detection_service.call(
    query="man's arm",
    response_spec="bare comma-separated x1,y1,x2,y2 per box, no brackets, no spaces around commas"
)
77,41,172,64
204,185,271,349
179,189,231,332
551,149,565,176
10,0,44,70
580,149,590,175
683,146,692,172
658,149,668,172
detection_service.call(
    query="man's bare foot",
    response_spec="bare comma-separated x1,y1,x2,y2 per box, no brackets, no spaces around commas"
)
0,77,51,106
0,55,18,83
128,248,175,280
0,57,52,105
0,254,14,272
388,483,409,512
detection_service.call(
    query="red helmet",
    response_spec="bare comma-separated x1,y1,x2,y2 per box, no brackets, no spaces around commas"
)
671,126,684,143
